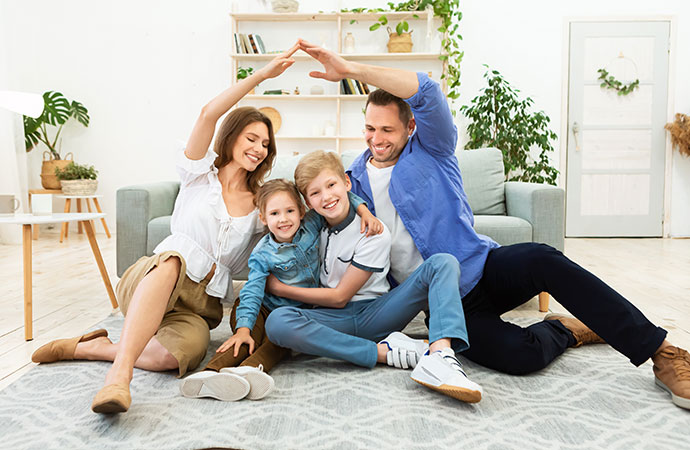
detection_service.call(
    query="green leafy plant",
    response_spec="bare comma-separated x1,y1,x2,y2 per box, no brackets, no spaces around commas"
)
237,66,254,80
55,161,98,180
23,91,90,159
597,68,639,96
342,0,463,101
460,67,559,185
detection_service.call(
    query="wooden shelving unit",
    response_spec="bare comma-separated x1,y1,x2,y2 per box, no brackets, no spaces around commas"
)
230,11,445,154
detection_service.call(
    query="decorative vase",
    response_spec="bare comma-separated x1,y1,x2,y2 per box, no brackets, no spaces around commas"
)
60,179,98,195
387,28,413,53
41,151,73,190
271,0,298,13
344,32,355,54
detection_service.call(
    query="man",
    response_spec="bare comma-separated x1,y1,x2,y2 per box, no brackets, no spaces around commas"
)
296,39,690,410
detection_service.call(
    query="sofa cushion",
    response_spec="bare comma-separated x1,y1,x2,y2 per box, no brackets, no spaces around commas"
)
147,215,172,255
473,215,532,246
267,153,303,182
456,148,506,215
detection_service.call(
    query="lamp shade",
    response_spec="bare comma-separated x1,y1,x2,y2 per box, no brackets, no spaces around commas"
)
0,90,44,118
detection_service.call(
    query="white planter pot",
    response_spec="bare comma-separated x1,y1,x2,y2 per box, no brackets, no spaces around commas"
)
60,179,98,195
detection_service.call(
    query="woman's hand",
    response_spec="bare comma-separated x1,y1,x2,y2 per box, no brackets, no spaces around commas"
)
256,42,299,81
216,327,255,356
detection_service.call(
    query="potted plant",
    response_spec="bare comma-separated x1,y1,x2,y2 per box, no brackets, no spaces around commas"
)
342,1,463,100
55,162,98,195
237,66,256,93
460,66,559,185
23,91,90,189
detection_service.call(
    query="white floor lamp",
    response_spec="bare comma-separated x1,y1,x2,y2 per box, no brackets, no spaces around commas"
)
0,90,43,243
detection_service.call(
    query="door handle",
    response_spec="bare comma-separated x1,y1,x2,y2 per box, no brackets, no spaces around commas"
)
572,121,581,152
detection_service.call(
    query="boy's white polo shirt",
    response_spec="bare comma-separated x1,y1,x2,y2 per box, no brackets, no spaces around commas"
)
319,204,391,302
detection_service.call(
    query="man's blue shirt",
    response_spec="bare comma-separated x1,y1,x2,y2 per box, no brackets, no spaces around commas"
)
347,72,499,297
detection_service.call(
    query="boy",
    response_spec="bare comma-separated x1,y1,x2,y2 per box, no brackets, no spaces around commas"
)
265,151,483,403
179,178,382,401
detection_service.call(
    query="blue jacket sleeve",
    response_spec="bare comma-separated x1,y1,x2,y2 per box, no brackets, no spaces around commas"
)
234,253,271,331
405,72,458,158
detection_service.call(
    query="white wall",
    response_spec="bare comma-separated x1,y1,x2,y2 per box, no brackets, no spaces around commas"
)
1,0,688,235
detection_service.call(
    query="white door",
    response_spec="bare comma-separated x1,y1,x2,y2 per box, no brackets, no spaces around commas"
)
566,21,670,237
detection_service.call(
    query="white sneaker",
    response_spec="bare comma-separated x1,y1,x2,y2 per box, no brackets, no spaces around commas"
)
410,347,482,403
379,331,430,369
221,364,275,400
179,371,250,402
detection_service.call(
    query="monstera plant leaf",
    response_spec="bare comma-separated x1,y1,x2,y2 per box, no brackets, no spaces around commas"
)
23,115,42,151
40,91,70,126
69,100,90,126
22,90,90,155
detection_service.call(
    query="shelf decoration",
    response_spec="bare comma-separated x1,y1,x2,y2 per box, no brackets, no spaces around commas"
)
342,0,463,101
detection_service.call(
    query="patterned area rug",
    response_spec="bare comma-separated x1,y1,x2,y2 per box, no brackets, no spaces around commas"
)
1,314,688,450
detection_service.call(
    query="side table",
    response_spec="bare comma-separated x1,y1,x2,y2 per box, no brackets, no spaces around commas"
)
0,213,119,340
56,194,112,242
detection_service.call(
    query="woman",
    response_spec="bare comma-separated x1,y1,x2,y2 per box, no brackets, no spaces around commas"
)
31,43,300,414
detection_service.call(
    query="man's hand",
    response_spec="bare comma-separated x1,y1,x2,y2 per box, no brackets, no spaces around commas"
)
216,327,255,357
256,42,299,81
298,38,354,82
360,212,384,237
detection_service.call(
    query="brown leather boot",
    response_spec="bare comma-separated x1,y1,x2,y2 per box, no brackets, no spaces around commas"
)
653,346,690,410
544,314,605,348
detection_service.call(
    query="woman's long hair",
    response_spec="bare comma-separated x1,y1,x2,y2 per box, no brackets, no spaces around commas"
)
213,106,277,196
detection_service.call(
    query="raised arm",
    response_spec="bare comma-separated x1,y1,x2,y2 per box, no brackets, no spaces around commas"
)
266,264,373,309
298,39,456,157
184,43,299,160
298,39,418,99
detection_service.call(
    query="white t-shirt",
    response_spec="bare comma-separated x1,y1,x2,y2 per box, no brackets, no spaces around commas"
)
366,159,424,283
153,147,265,302
319,205,391,302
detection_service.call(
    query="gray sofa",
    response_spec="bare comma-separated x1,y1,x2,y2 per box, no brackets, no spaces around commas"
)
117,148,565,285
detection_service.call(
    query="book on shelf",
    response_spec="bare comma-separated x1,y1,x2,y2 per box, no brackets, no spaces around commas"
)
232,33,267,54
340,79,351,95
346,78,357,95
233,34,241,54
241,34,254,54
254,34,266,53
248,34,260,54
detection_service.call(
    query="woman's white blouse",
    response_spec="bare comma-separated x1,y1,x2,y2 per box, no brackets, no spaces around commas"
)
153,147,266,302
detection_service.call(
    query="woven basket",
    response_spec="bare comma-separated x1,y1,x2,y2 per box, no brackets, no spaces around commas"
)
387,30,413,53
60,179,98,195
41,151,73,189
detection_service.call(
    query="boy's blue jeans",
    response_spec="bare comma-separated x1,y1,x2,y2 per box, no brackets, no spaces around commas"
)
265,253,468,368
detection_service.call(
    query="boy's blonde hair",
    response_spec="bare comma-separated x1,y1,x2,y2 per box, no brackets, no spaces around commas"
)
294,150,347,196
256,179,305,217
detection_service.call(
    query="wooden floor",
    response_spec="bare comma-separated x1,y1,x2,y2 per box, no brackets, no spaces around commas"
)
1,231,688,392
